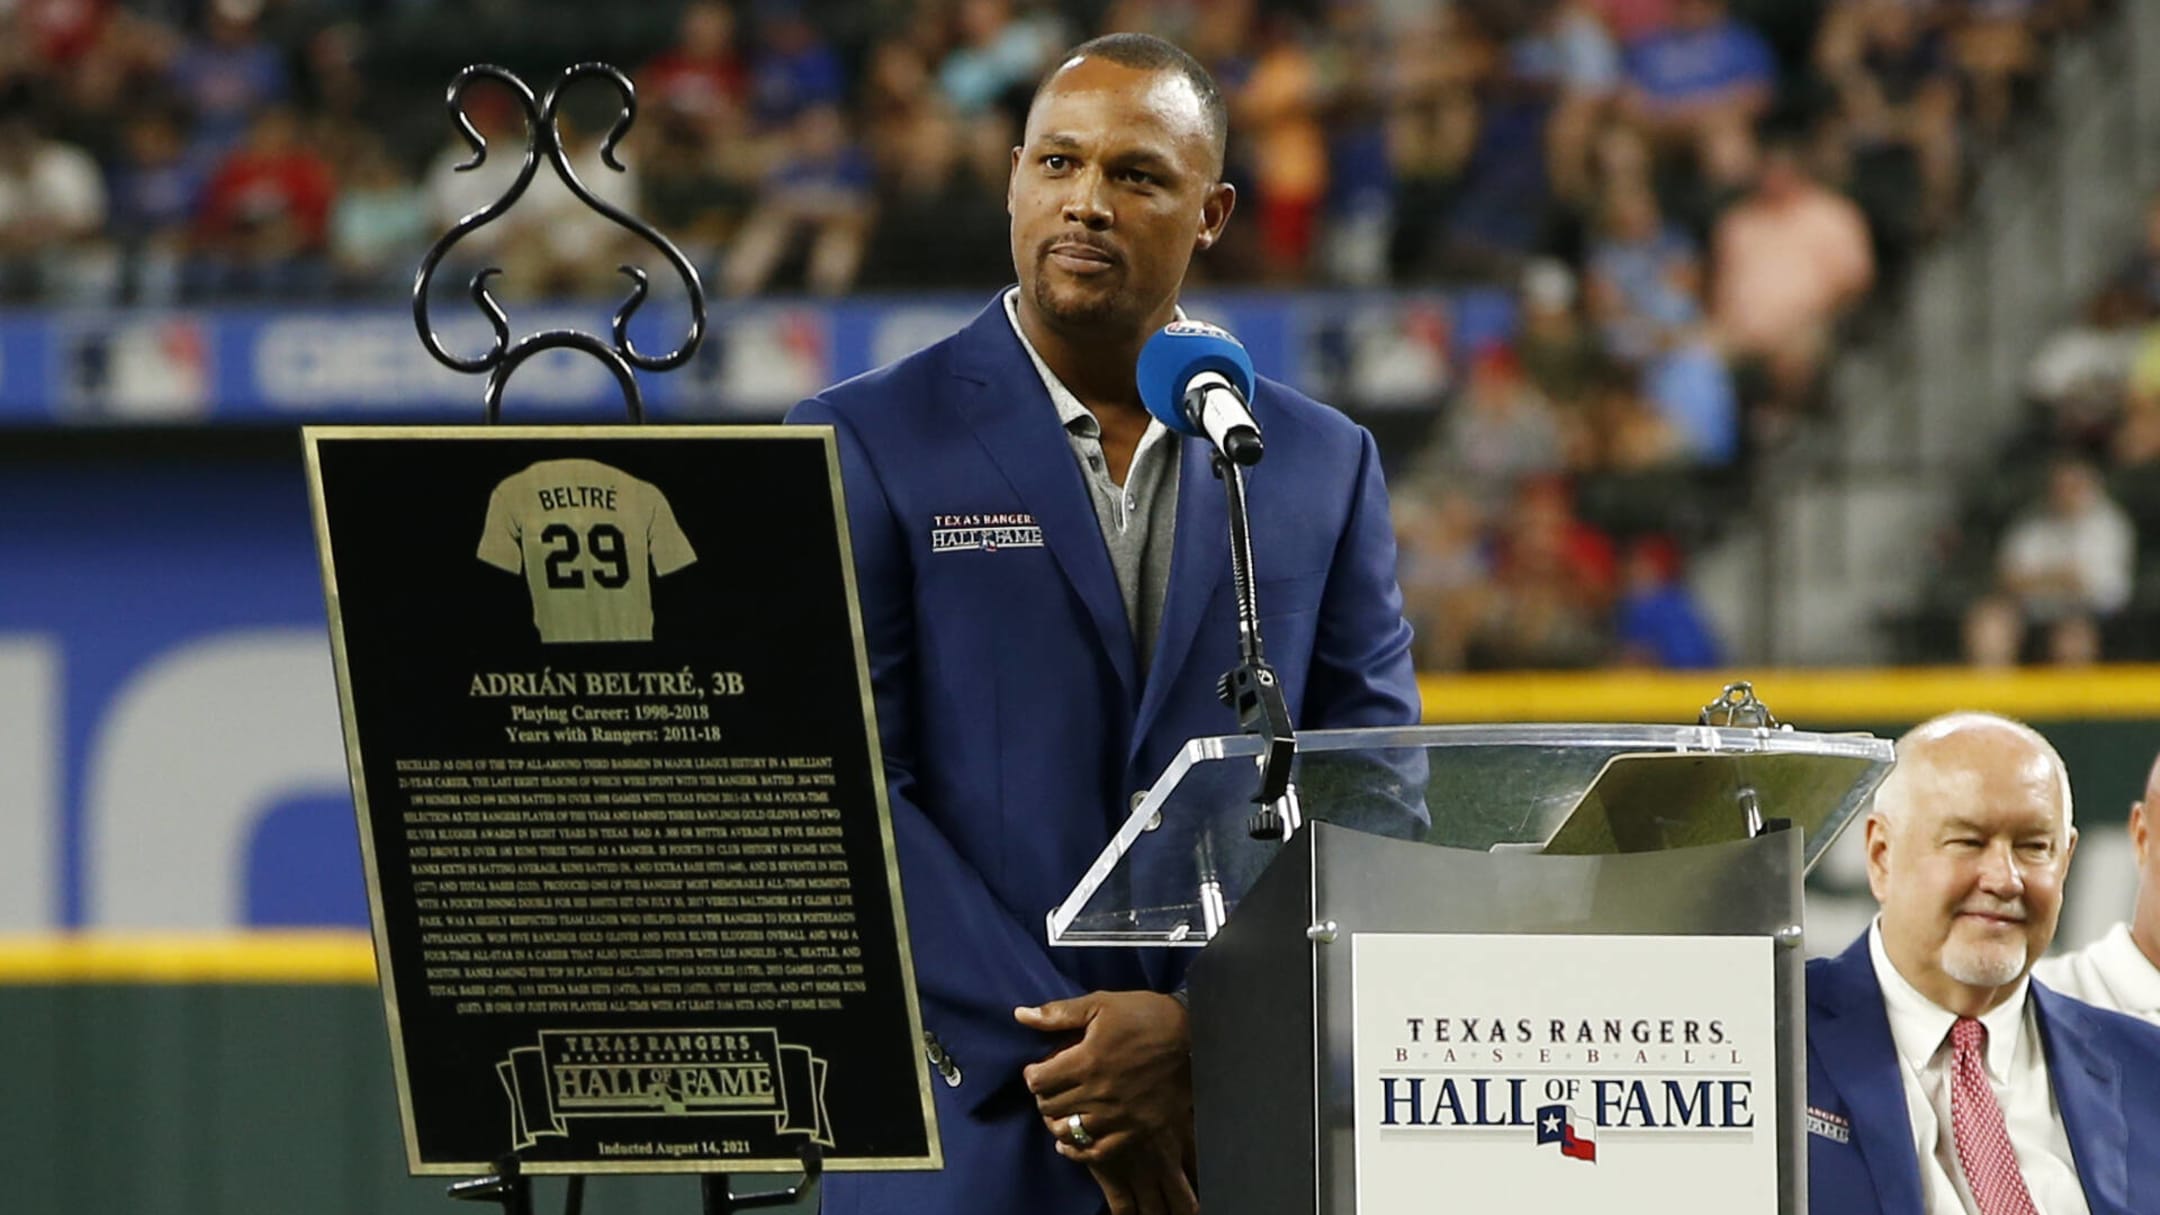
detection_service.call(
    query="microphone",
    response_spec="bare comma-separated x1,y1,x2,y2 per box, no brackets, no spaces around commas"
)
1137,320,1264,465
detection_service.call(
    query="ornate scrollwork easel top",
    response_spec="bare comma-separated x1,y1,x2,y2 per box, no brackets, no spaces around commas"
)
412,62,709,423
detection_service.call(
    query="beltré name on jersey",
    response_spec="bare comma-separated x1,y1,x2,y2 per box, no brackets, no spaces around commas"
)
477,458,697,645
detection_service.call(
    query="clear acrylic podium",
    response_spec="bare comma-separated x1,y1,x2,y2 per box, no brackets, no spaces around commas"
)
1048,722,1896,1215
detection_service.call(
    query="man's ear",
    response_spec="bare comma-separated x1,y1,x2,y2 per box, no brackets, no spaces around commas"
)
1195,181,1236,251
1864,814,1893,905
1007,146,1021,215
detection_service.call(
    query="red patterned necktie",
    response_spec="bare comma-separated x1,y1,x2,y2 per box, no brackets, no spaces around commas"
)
1949,1017,2040,1215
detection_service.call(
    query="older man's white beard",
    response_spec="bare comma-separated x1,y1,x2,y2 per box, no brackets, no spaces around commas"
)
1941,910,2031,989
1942,942,2027,988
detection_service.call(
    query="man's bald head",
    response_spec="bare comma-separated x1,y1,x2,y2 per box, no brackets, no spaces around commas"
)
1873,712,2075,844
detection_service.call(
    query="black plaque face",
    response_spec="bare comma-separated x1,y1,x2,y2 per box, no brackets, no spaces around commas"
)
304,426,940,1175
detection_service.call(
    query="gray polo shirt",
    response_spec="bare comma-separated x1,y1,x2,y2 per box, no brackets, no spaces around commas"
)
1003,289,1180,674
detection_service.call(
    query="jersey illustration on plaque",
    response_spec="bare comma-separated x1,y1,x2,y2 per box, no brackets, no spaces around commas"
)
477,459,698,644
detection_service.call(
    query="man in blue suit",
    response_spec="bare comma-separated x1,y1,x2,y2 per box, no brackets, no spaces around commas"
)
787,32,1420,1215
1807,712,2160,1215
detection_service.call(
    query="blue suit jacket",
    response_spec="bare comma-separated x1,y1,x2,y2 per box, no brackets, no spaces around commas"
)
787,296,1421,1215
1806,932,2160,1215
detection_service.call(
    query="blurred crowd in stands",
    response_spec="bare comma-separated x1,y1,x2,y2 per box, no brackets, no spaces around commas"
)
0,0,2109,668
1917,189,2160,667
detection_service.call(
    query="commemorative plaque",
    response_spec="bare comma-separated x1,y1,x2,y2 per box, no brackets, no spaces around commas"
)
305,425,941,1176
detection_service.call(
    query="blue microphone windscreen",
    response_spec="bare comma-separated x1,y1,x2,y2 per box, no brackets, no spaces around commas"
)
1136,321,1257,435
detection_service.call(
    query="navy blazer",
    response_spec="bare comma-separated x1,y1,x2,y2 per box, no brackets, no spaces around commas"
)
1806,932,2160,1215
787,295,1421,1215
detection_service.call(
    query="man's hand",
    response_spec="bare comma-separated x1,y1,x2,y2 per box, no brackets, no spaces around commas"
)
1083,1139,1198,1215
1014,990,1192,1163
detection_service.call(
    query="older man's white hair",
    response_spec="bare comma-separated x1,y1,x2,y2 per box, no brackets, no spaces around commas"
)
1870,710,2075,840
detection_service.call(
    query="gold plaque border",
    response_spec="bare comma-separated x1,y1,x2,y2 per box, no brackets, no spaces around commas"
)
302,423,943,1174
817,423,945,1171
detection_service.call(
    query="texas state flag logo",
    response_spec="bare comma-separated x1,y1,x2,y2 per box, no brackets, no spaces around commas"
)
1536,1104,1597,1163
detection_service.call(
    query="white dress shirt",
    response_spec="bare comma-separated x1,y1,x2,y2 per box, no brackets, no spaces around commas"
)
1868,922,2090,1215
2032,922,2160,1025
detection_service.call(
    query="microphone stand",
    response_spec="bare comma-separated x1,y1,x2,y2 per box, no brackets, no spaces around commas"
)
1208,451,1301,841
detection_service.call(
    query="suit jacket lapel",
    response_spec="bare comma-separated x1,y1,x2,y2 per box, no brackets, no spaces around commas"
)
1812,936,1927,1215
2035,984,2128,1214
947,299,1138,703
1131,435,1228,754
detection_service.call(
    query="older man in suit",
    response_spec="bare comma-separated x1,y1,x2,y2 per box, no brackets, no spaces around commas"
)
788,32,1420,1215
1806,712,2160,1215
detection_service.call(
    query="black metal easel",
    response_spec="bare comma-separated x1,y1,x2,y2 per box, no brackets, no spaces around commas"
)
445,1147,822,1215
411,59,820,1215
698,1146,825,1215
445,1156,551,1215
413,61,706,421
